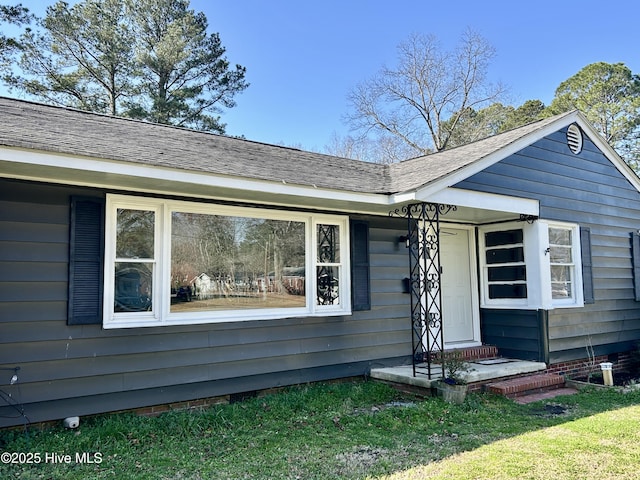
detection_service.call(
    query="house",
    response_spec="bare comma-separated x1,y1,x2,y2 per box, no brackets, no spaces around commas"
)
1,96,640,427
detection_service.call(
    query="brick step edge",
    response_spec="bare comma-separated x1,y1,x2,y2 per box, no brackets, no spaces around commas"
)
423,345,499,362
486,373,565,397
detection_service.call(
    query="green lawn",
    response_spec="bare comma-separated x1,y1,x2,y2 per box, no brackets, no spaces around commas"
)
2,380,640,479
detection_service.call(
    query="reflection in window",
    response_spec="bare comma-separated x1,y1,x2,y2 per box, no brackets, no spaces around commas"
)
116,209,154,258
114,209,155,312
114,263,153,312
549,227,574,300
105,195,351,327
170,212,306,312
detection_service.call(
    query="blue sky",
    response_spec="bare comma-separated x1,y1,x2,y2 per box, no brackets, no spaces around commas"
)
9,1,640,151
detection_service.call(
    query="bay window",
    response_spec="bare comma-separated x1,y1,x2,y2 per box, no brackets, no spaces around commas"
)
104,195,351,328
479,220,584,309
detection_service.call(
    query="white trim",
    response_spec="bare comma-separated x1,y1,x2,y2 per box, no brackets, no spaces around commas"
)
528,221,552,309
478,222,531,309
2,110,639,214
542,220,584,309
477,219,584,310
103,194,351,329
427,188,539,216
0,147,389,211
104,196,163,327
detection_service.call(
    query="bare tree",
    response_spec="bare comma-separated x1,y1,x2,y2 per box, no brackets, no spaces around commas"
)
324,131,418,164
346,28,507,157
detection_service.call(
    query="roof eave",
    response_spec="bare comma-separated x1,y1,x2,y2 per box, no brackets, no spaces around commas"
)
0,146,396,215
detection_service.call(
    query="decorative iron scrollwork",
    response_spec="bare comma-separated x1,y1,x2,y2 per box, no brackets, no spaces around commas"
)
316,224,339,305
519,214,539,224
390,202,456,379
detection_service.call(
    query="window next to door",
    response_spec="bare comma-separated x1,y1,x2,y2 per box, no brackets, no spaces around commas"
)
479,221,584,310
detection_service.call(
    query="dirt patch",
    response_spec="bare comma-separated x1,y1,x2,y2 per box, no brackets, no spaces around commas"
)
529,403,570,417
353,401,417,416
335,446,389,476
572,371,638,387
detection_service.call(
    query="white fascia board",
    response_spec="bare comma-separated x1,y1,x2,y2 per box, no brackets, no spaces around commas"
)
0,147,390,209
389,191,417,204
425,187,539,216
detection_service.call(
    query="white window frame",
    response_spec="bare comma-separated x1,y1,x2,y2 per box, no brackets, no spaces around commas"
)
480,224,528,307
544,221,584,309
104,194,351,328
478,220,584,310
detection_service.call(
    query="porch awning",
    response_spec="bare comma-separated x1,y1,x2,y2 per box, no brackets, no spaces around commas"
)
392,186,539,224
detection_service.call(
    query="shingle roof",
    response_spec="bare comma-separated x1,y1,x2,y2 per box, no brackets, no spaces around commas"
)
0,96,576,195
389,112,575,193
0,97,391,193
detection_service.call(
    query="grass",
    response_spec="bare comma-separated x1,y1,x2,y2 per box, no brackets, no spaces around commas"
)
1,380,640,479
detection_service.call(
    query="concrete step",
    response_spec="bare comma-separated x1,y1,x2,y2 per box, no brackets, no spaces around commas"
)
486,373,565,398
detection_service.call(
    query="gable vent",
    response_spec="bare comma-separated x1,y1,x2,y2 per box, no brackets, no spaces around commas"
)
567,124,583,154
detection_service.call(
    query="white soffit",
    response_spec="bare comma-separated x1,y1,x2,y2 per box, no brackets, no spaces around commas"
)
426,187,539,216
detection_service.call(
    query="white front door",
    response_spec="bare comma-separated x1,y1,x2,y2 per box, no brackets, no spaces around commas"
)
440,227,480,347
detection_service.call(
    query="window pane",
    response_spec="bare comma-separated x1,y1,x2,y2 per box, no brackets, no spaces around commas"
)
317,224,340,263
551,265,572,299
488,265,526,282
317,266,340,305
485,229,523,247
551,265,571,282
114,263,153,312
489,284,527,299
116,209,155,258
552,282,572,299
550,245,572,263
549,227,571,246
170,212,306,312
486,247,524,264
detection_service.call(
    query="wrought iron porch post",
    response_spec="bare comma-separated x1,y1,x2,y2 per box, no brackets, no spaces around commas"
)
391,202,456,378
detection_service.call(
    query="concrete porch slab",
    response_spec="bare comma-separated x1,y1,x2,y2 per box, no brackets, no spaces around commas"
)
465,359,547,383
370,359,547,388
370,365,440,389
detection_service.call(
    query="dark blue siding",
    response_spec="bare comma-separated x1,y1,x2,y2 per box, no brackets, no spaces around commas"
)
0,179,411,427
480,309,548,362
457,128,640,363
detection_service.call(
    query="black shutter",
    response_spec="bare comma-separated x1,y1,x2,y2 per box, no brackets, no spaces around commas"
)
68,196,105,325
350,220,370,311
631,231,640,302
580,226,594,304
